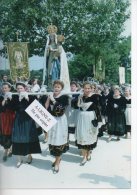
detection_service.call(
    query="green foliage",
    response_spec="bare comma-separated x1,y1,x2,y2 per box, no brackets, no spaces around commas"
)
0,0,47,56
69,36,131,84
104,50,120,84
69,54,94,81
116,36,131,67
0,0,131,83
126,69,131,83
30,69,43,81
0,69,10,79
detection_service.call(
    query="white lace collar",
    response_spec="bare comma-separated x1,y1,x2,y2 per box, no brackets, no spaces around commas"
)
83,92,94,98
125,96,131,100
53,91,63,98
113,95,121,99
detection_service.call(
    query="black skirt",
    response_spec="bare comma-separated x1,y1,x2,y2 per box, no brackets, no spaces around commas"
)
75,140,97,151
0,135,12,149
49,143,69,156
12,141,41,156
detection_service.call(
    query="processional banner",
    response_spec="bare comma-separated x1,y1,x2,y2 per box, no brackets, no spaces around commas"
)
119,67,125,84
6,42,30,81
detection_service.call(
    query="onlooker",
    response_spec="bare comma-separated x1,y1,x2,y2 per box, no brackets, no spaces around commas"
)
0,74,13,94
30,78,40,92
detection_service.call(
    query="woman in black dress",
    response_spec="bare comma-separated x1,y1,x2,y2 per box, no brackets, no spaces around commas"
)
45,80,69,173
107,87,126,141
0,82,15,161
76,82,101,166
12,82,41,167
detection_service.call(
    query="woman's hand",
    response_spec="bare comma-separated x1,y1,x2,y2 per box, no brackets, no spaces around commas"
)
19,92,29,101
2,99,6,106
4,92,12,101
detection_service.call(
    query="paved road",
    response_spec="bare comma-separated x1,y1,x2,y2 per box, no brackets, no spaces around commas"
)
0,133,131,189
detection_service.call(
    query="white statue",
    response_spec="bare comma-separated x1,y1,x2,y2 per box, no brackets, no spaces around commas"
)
43,25,70,92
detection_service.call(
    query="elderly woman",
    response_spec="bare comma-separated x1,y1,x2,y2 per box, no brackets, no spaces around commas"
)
107,87,126,141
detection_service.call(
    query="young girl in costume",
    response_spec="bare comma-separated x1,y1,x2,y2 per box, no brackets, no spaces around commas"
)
45,80,69,173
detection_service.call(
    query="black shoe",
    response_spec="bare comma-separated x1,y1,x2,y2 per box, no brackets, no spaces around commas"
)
52,158,61,167
16,160,23,168
107,137,112,142
53,166,59,174
52,162,56,167
80,159,87,166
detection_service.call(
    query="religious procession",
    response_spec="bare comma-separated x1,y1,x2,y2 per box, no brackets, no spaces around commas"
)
0,1,132,190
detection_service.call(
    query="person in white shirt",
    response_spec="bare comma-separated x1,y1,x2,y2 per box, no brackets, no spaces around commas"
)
31,78,40,92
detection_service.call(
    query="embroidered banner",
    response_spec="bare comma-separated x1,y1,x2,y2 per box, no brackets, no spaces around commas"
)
6,42,30,81
119,67,125,84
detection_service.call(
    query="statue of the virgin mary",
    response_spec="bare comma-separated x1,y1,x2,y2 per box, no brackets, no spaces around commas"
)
42,25,70,92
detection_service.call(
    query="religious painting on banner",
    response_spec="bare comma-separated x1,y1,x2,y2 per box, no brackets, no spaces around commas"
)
6,42,30,81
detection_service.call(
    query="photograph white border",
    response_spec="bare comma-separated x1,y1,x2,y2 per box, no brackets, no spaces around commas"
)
1,0,136,195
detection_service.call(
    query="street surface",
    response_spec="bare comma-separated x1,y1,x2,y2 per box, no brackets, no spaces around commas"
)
0,133,131,189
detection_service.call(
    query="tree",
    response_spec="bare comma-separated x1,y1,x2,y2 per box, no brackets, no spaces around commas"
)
68,54,94,81
117,36,131,68
69,36,131,83
0,0,47,56
0,0,130,54
0,0,130,83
